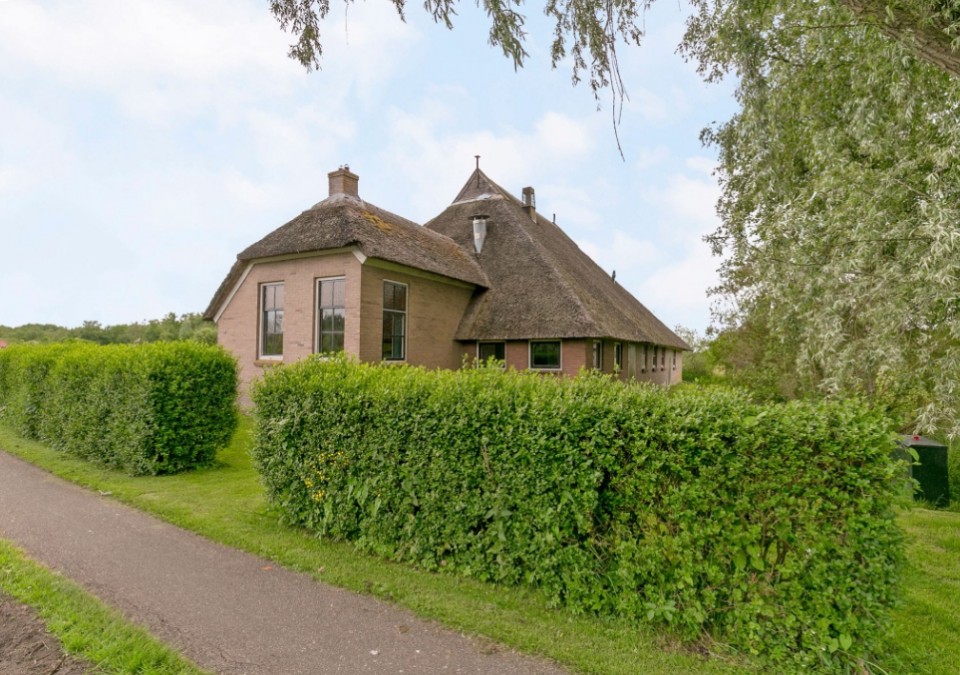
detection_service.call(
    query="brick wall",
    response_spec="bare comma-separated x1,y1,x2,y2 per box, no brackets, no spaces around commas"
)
216,252,361,401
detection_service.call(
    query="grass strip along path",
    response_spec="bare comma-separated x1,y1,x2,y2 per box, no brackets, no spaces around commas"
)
0,537,206,674
1,417,958,674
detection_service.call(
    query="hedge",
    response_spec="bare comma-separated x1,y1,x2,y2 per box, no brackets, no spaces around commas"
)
251,356,904,672
0,342,237,475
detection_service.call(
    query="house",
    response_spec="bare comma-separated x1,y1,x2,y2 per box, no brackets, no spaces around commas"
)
204,165,688,396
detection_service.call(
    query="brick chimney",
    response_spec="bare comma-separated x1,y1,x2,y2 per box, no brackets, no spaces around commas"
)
328,165,359,198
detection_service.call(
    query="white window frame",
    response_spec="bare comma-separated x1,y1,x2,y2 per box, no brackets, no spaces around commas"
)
477,341,506,364
382,279,408,361
591,340,603,371
529,340,562,370
259,281,284,360
315,276,346,355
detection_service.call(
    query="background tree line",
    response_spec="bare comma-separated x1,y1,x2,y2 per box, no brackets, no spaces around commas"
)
0,313,216,347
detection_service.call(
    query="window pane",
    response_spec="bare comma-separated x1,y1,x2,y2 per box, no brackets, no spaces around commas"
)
320,281,333,308
332,278,345,307
479,342,505,361
261,284,284,357
531,341,561,368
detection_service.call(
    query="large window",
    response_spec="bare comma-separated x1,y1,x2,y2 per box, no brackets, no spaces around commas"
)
530,340,561,369
316,277,345,354
478,342,505,363
382,281,407,360
260,282,284,358
591,340,602,370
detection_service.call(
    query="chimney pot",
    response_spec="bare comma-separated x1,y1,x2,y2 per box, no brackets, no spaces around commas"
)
471,214,489,254
328,166,360,198
522,186,536,221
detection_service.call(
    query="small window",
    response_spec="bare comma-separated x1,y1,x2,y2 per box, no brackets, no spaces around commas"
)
591,340,602,370
614,343,623,371
260,282,284,358
661,347,666,370
478,342,505,363
316,277,345,354
641,344,647,373
530,340,561,369
382,281,407,360
672,350,678,370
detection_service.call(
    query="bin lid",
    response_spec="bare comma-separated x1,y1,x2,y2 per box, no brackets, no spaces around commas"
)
899,435,948,449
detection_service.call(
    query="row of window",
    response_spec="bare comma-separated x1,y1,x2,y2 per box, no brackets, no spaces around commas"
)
259,279,407,361
482,340,678,372
259,279,678,372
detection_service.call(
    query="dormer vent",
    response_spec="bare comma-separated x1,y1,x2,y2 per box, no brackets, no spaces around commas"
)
471,214,489,254
522,186,536,221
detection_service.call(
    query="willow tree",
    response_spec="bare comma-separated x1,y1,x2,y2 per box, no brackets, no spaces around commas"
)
689,1,960,435
269,1,960,92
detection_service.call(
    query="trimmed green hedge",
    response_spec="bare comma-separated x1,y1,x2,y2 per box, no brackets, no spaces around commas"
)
0,342,237,475
251,356,904,672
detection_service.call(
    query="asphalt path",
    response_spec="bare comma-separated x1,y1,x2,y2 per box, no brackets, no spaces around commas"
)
0,450,566,674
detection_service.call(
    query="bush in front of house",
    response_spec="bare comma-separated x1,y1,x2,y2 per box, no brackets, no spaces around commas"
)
251,355,903,672
0,342,237,475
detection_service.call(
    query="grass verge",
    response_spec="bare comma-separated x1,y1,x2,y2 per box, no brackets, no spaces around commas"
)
880,509,960,674
0,537,206,674
7,418,955,673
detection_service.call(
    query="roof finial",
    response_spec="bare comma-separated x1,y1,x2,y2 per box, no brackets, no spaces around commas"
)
475,155,481,188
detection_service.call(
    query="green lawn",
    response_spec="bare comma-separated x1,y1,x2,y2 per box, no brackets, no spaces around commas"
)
0,537,206,674
2,418,958,673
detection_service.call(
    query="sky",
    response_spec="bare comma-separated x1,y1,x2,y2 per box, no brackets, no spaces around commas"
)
0,0,737,334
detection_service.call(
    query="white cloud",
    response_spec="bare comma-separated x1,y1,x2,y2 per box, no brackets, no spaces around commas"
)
578,230,660,276
535,111,594,156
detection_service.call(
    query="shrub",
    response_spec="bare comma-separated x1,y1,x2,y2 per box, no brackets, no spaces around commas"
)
0,342,237,474
252,356,903,672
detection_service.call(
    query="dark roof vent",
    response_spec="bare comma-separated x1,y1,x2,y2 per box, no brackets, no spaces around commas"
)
328,165,359,198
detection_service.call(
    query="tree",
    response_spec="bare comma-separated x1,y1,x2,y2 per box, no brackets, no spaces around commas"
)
692,0,960,436
269,0,960,106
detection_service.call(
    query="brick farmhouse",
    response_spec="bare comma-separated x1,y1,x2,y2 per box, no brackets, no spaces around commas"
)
204,166,688,396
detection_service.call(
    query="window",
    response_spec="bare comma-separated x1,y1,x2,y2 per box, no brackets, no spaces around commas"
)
260,282,284,358
672,350,678,370
478,342,505,363
382,281,407,360
591,340,602,370
641,344,647,373
530,340,561,369
614,343,623,372
316,277,345,354
661,347,666,370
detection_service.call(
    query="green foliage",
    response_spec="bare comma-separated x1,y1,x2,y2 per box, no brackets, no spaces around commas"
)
0,312,217,346
0,342,238,475
689,0,960,437
252,356,904,671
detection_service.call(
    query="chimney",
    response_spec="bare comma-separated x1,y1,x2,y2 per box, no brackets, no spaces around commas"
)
471,214,489,254
522,186,536,221
328,165,359,198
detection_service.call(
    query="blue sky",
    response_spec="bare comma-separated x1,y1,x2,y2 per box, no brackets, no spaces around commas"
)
0,0,736,333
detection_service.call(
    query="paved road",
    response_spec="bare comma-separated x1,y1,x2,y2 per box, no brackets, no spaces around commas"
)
0,450,566,674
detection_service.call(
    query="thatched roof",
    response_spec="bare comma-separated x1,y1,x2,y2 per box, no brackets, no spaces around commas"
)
424,170,689,349
204,193,488,320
